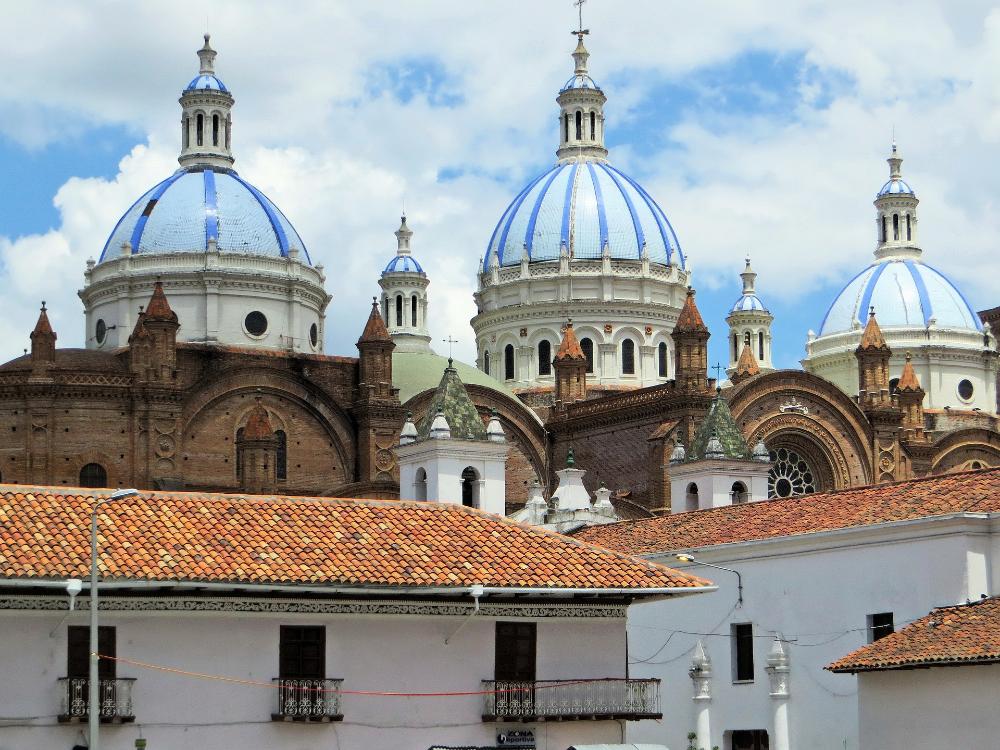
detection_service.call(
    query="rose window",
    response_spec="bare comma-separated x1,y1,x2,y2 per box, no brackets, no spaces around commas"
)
768,448,816,498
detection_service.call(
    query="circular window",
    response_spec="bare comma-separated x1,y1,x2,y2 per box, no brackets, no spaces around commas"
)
95,319,107,345
768,448,817,498
958,379,974,401
244,311,268,337
309,323,318,347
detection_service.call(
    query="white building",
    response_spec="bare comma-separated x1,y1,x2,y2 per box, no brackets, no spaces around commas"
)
803,143,997,412
79,35,330,354
576,467,1000,750
828,595,1000,750
471,33,691,394
396,361,508,514
0,485,712,750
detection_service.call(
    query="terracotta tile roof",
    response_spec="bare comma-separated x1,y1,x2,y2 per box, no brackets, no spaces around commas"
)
828,597,1000,672
735,343,760,377
143,281,178,323
897,352,922,392
358,299,391,344
0,485,710,592
555,321,585,361
241,398,274,440
575,467,1000,556
674,288,707,333
857,309,888,350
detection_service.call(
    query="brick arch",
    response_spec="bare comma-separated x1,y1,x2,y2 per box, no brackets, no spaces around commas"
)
402,384,547,507
729,370,873,489
180,368,356,487
931,428,1000,473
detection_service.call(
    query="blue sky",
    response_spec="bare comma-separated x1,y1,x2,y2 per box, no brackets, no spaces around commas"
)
1,0,999,371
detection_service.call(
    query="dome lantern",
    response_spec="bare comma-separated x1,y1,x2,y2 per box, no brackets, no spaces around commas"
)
379,215,432,353
178,34,235,169
874,141,920,261
556,30,608,163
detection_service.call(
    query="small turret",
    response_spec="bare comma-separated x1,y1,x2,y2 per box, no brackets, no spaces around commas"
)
178,34,236,169
874,141,920,261
855,307,892,406
555,30,608,163
236,397,278,494
357,298,396,402
29,302,56,365
672,288,710,393
727,255,774,375
553,320,588,405
379,215,432,352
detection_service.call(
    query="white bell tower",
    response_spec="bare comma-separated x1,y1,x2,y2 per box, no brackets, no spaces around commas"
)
178,35,235,169
726,256,774,375
378,215,432,353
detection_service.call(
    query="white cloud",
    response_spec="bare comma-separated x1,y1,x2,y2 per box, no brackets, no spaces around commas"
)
2,0,1000,365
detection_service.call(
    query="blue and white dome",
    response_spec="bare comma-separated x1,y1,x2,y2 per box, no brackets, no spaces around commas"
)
877,177,914,197
185,74,228,92
484,161,683,271
561,71,599,91
383,255,423,274
98,167,310,264
819,259,981,335
731,294,767,313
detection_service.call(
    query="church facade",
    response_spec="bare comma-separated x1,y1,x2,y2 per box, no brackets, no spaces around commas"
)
0,32,998,513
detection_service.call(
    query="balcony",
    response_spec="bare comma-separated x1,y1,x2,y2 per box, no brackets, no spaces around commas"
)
482,678,661,721
271,678,344,722
57,678,136,723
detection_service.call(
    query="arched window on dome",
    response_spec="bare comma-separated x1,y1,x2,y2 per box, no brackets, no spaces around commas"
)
733,334,739,363
382,296,389,325
212,114,219,146
504,345,515,381
183,117,190,148
564,114,570,143
758,332,765,361
658,342,668,378
196,113,204,146
881,216,887,243
395,295,403,327
621,339,635,375
483,350,490,376
575,110,582,141
590,111,596,140
411,295,418,327
581,337,594,374
538,340,552,376
893,213,899,240
906,214,911,241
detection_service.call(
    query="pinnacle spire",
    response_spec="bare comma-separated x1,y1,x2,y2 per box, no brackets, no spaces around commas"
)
675,288,708,332
198,34,217,75
32,302,54,337
897,352,923,392
358,297,391,344
887,140,903,181
740,255,756,295
858,307,889,350
242,396,274,440
395,215,413,256
143,281,178,323
735,343,760,379
555,319,586,361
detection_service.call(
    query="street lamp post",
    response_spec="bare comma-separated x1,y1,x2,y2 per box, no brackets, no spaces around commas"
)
89,488,140,750
675,553,744,607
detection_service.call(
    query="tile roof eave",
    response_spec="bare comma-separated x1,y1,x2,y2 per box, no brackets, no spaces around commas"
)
829,655,1000,674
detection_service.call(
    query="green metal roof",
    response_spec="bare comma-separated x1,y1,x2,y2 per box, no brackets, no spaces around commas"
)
392,351,521,405
417,362,487,440
688,392,751,461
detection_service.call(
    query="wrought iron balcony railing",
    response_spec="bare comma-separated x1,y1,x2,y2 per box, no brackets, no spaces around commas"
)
271,678,344,721
57,677,136,723
482,678,661,721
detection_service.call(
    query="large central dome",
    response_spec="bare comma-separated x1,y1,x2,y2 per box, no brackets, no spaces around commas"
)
484,161,683,270
98,166,310,264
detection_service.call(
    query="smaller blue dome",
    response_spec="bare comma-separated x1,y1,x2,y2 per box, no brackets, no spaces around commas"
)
731,294,767,313
186,74,228,92
561,73,600,92
383,256,424,274
878,178,914,197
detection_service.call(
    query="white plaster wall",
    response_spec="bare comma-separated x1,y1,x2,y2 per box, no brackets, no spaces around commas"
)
622,522,993,750
0,607,628,750
81,252,329,353
396,440,508,515
856,664,1000,750
670,463,769,513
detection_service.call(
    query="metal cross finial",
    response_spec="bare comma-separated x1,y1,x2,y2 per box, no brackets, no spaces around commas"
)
443,336,459,359
712,362,725,382
572,0,590,38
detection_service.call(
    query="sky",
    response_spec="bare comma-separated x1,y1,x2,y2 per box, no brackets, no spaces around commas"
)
2,0,1000,371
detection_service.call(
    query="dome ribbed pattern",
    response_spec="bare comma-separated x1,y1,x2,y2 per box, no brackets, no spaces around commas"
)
383,256,424,274
731,294,767,313
877,178,914,197
99,167,310,264
185,74,228,92
484,161,683,271
819,259,981,335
